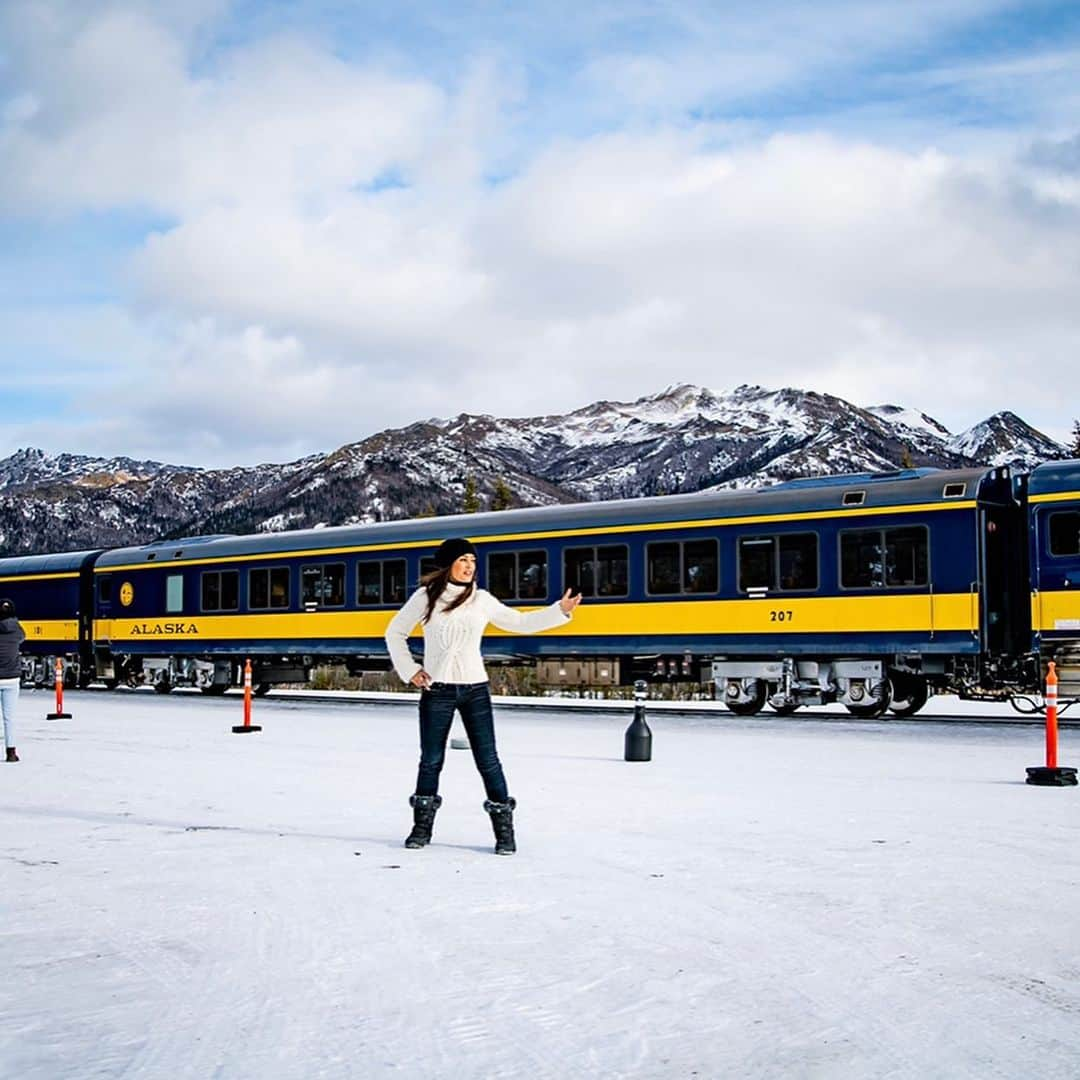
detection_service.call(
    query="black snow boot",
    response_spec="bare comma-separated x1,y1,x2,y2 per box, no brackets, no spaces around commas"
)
483,797,517,855
5,747,17,763
404,794,442,849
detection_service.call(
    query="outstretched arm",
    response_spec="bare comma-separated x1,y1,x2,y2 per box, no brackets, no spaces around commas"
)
483,590,580,634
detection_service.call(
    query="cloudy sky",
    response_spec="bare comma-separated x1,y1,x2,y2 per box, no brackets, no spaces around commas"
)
2,1,1078,467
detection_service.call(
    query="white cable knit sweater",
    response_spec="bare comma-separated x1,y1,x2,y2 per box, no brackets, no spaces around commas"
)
385,582,571,685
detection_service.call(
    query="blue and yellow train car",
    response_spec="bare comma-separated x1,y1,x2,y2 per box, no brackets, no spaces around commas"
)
0,549,101,685
81,461,1047,715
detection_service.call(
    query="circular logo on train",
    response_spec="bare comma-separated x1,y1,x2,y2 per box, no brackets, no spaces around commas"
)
119,581,135,607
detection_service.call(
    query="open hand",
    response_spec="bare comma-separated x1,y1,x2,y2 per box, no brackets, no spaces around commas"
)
559,589,583,615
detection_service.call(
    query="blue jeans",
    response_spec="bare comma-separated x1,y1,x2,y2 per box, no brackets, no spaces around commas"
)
415,682,509,802
0,680,18,748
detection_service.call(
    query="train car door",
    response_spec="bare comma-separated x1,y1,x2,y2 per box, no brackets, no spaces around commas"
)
78,552,103,677
976,472,1030,657
979,501,1030,655
95,572,114,641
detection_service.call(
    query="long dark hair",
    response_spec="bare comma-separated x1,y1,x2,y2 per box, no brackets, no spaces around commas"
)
419,565,475,624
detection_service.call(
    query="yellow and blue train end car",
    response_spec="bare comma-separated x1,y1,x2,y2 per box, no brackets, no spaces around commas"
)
0,549,101,685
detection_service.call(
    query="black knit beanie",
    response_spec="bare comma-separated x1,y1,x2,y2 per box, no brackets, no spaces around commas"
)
433,538,477,569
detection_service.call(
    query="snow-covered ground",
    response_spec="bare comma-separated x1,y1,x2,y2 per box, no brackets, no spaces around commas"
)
2,690,1078,1079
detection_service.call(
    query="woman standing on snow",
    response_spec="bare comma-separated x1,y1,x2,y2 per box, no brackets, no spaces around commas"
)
385,538,581,855
0,598,25,763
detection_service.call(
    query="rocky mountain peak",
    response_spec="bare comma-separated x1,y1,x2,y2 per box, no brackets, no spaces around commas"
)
946,411,1062,469
0,385,1069,555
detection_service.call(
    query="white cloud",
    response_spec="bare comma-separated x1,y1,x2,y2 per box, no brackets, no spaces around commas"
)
2,1,1079,465
0,6,446,214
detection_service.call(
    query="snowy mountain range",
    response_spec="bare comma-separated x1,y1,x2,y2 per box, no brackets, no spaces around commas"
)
0,384,1069,555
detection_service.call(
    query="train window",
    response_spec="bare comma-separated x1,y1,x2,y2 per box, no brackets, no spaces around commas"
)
943,483,966,498
1048,511,1080,556
357,559,408,605
383,559,407,604
596,546,629,596
302,563,345,608
840,531,879,588
201,570,239,612
647,542,680,595
738,537,775,592
646,539,719,595
165,574,184,614
778,534,818,591
739,534,818,592
564,545,628,598
250,567,290,609
884,527,928,586
488,553,516,599
518,551,547,599
98,576,113,604
487,550,548,601
358,562,381,603
842,491,866,506
685,540,719,593
840,527,928,588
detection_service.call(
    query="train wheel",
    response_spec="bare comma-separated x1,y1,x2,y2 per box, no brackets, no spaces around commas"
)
102,678,119,691
725,682,766,716
845,679,893,718
889,677,929,718
254,682,272,697
200,684,230,696
154,677,172,695
770,702,801,716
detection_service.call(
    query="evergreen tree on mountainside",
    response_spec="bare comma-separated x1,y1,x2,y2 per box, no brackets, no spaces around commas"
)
900,446,915,468
461,475,481,514
491,478,514,511
1070,420,1080,458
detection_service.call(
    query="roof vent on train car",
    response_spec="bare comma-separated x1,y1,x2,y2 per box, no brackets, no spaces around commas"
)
144,534,236,547
842,490,866,506
942,482,966,498
173,550,184,557
146,553,156,560
770,468,934,492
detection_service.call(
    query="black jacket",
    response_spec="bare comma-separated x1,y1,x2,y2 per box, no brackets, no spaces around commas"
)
0,617,25,680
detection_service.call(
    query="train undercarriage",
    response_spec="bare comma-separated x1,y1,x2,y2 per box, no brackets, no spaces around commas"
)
22,639,1079,718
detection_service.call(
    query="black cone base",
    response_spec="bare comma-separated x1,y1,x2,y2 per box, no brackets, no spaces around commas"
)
625,733,652,761
231,725,263,734
46,712,73,720
1026,766,1078,787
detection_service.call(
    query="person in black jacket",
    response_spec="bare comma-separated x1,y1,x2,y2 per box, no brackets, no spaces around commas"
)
0,598,25,762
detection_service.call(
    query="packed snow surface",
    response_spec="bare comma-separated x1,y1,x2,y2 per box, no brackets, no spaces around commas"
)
2,691,1078,1079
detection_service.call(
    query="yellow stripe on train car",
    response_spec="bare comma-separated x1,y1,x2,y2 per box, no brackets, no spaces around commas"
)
1029,491,1080,505
0,572,80,584
1032,590,1080,631
21,620,80,642
94,592,978,643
